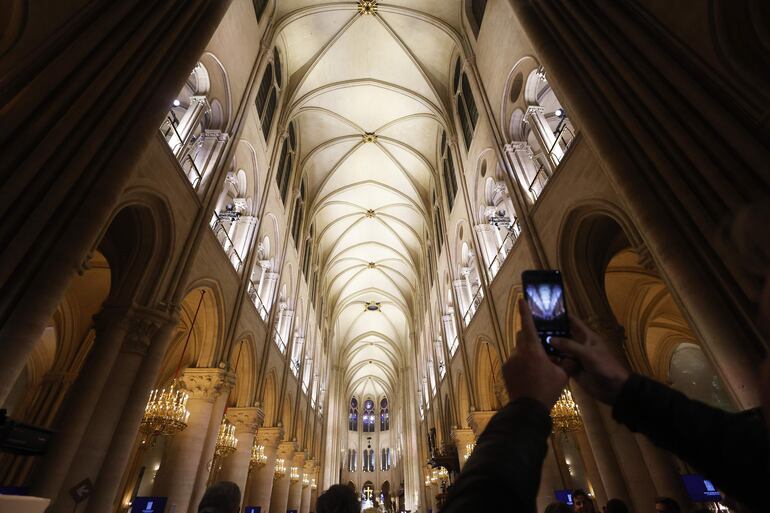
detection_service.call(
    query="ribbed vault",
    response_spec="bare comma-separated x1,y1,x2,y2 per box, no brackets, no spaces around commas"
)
278,0,461,409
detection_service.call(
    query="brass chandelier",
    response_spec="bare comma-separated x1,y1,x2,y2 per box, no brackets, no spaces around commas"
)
274,458,287,479
550,388,583,433
214,417,238,457
140,290,205,437
214,340,246,458
251,443,268,468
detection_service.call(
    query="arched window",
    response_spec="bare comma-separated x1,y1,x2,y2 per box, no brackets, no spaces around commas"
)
362,399,375,432
381,448,391,470
380,398,389,431
471,0,487,31
253,0,268,21
349,397,359,431
348,448,357,471
440,131,458,211
433,191,444,257
302,236,312,278
255,50,282,141
453,58,479,150
275,122,296,205
364,448,375,472
290,181,305,245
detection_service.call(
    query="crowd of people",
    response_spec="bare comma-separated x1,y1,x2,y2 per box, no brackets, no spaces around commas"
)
194,285,770,513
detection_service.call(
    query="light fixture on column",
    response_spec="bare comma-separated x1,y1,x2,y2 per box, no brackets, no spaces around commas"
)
436,466,449,485
274,458,286,479
140,290,206,438
302,473,310,488
424,476,431,487
463,442,475,462
214,417,238,457
311,478,317,490
251,443,268,468
550,388,583,433
290,466,301,483
215,340,245,458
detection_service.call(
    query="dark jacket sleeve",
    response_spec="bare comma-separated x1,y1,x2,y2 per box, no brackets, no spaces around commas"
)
612,374,769,510
441,398,552,513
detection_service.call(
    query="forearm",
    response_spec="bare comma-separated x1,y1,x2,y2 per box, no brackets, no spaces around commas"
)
441,398,552,513
612,374,769,507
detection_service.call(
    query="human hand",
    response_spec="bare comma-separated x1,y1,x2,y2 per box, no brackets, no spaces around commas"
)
503,299,569,409
550,316,631,405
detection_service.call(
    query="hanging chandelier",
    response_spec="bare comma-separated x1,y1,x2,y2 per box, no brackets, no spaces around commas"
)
302,473,311,488
140,290,206,438
311,478,317,490
139,382,190,436
214,416,238,457
551,388,583,433
251,443,268,468
274,458,286,479
463,442,475,462
290,466,301,483
436,467,449,484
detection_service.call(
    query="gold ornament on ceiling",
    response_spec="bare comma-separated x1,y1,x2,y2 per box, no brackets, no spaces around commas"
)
365,209,376,218
365,300,382,312
368,262,377,269
550,388,583,433
363,132,378,143
357,0,378,15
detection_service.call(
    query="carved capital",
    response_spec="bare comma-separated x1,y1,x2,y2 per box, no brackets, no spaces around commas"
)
256,426,285,448
227,407,263,433
467,410,496,436
505,141,530,154
451,427,476,448
523,105,545,123
181,368,231,402
122,313,163,355
277,440,297,459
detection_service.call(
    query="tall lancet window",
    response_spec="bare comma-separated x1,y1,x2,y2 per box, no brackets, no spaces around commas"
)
363,399,375,433
380,398,389,431
349,397,359,431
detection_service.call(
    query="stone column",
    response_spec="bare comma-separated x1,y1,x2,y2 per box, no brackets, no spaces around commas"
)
262,272,280,314
570,384,630,505
635,434,692,510
30,306,130,501
152,368,230,513
192,130,229,192
220,408,263,506
453,279,471,321
573,429,607,506
467,410,496,438
51,311,164,513
173,95,209,156
299,463,314,513
245,427,283,512
474,223,498,274
524,105,563,169
0,0,234,405
504,142,540,204
84,311,179,513
597,404,657,513
287,453,306,513
536,440,565,513
269,442,296,513
450,428,476,470
309,487,318,513
508,0,766,408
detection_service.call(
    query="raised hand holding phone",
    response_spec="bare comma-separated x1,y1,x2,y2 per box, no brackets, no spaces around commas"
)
521,270,571,356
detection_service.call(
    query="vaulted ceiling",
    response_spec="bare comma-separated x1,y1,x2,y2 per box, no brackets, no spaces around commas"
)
277,0,463,402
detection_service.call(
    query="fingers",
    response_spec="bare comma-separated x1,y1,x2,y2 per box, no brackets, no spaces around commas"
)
568,313,591,343
556,356,581,378
517,298,541,352
550,337,591,361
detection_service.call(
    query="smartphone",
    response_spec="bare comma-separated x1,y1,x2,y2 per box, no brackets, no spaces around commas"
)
521,270,570,356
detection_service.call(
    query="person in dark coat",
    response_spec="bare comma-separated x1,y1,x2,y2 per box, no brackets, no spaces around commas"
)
441,299,770,513
316,484,359,513
197,481,241,513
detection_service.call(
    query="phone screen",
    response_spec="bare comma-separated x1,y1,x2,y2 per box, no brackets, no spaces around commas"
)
522,270,570,355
